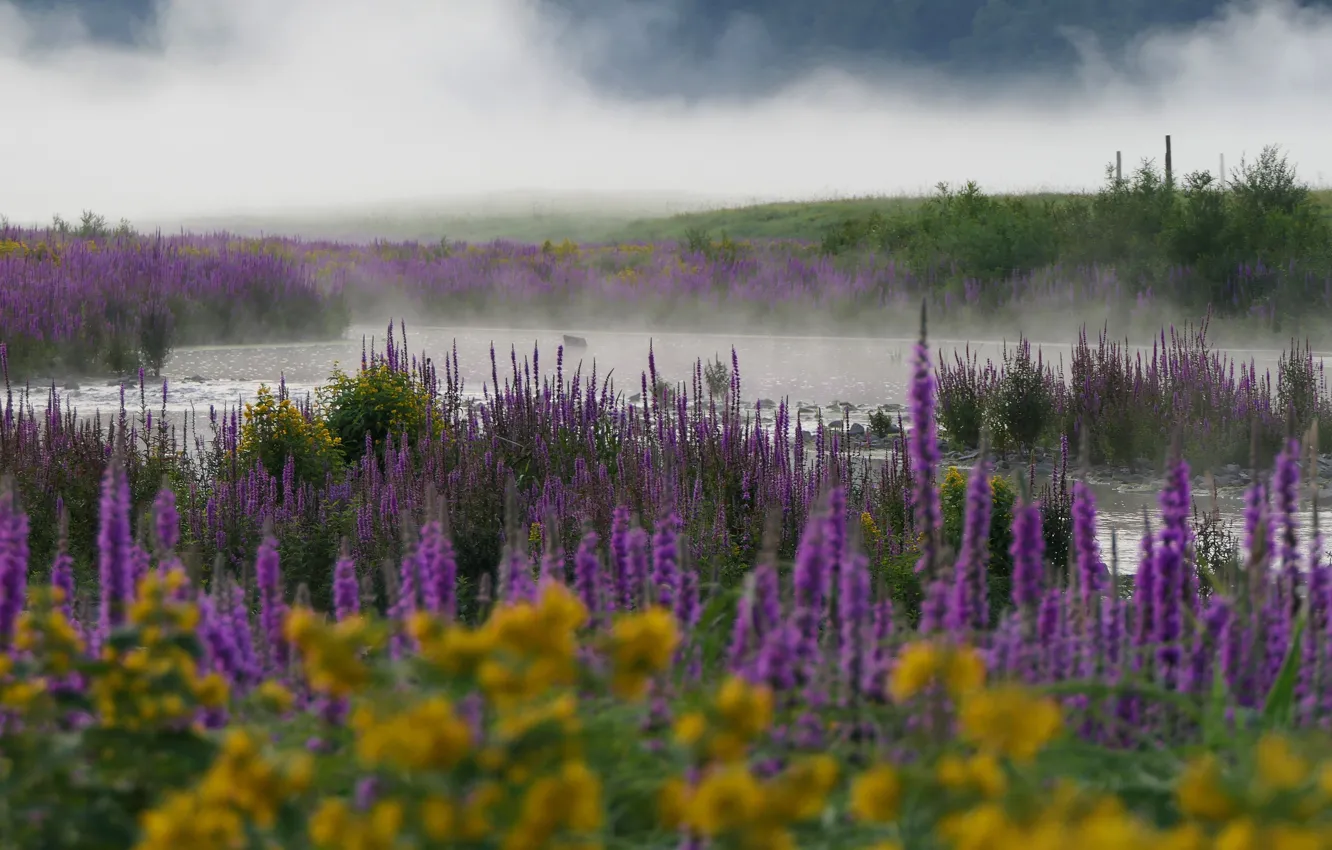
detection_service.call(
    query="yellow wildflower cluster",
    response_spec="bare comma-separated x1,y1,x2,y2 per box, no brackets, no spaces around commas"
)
663,753,839,849
238,383,342,480
308,798,407,850
90,571,229,729
409,582,589,708
0,238,61,263
11,589,78,651
674,675,774,763
861,511,883,547
606,605,680,699
284,608,383,697
351,696,471,772
890,639,988,704
135,729,313,850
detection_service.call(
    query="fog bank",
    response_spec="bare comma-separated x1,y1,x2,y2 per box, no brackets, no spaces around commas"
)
2,0,1330,226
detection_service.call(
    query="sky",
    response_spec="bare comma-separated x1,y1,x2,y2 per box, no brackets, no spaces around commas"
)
2,0,1331,226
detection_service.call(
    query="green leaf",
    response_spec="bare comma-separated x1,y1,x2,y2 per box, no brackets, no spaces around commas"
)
1201,655,1230,748
1262,608,1307,728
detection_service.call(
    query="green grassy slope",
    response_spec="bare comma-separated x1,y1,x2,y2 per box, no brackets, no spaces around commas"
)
184,189,1332,246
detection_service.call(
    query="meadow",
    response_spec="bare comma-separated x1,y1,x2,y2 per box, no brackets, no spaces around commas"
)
1,319,1331,848
4,146,1332,848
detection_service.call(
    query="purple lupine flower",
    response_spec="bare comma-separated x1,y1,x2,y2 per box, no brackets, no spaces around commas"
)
1272,439,1302,609
254,533,289,673
755,620,800,692
610,505,634,610
838,547,871,701
728,576,758,675
153,486,179,554
97,459,133,636
790,503,829,664
50,544,76,626
1153,455,1192,686
652,511,681,610
907,307,941,575
950,459,993,633
573,528,602,621
1010,497,1045,613
861,599,894,699
1072,481,1107,608
0,484,29,646
415,521,443,615
333,550,359,621
226,578,260,689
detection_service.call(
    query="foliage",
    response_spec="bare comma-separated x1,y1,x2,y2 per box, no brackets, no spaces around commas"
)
317,362,438,465
819,146,1332,322
867,407,898,440
941,465,1016,570
936,347,994,448
238,385,342,486
985,340,1054,453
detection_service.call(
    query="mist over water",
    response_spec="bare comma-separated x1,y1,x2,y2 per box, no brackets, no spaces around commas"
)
2,0,1331,225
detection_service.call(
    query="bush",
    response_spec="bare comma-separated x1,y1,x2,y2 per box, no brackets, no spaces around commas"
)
317,362,438,465
817,144,1332,319
238,384,341,486
985,340,1053,453
936,347,995,449
138,301,175,377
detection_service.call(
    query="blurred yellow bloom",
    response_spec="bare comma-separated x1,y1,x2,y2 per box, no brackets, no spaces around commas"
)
1176,753,1237,821
957,685,1062,762
849,763,901,823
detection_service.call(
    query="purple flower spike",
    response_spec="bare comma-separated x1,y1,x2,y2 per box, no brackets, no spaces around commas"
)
1072,480,1107,608
652,511,681,610
0,484,29,646
1010,496,1045,613
153,487,179,554
97,458,133,636
950,459,994,633
908,303,942,575
254,533,289,673
333,550,359,621
574,528,602,621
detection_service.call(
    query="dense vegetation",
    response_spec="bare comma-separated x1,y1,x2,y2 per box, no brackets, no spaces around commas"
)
2,322,1332,847
816,146,1332,322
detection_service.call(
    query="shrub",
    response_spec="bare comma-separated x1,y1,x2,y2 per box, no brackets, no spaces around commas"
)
317,362,438,465
936,347,995,449
985,340,1053,453
940,467,1015,562
703,355,729,399
138,301,175,377
867,408,898,440
239,384,341,485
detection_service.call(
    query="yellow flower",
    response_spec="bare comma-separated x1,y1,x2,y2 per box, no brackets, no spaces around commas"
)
943,644,987,698
658,778,690,830
936,752,1006,798
889,641,938,702
763,755,839,821
607,606,680,700
686,766,764,836
256,680,295,713
420,796,456,841
715,676,773,741
1254,734,1310,794
1176,754,1236,821
958,685,1062,762
674,711,707,747
937,802,1013,849
849,763,900,823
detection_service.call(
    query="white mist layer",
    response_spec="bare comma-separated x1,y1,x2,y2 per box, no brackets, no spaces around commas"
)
1,0,1330,225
